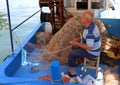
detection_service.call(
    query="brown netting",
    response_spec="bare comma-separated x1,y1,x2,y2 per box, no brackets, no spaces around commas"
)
35,16,83,64
35,16,120,64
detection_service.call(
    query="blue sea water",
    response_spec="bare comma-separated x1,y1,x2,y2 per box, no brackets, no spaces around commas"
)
0,0,40,64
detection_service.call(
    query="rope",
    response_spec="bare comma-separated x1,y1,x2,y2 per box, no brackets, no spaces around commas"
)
25,43,72,55
41,45,72,54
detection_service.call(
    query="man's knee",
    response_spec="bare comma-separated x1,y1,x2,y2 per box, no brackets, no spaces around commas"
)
68,50,77,57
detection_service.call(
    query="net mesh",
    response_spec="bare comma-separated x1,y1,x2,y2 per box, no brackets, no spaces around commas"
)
12,16,120,72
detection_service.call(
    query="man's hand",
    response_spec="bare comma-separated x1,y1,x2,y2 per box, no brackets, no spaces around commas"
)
70,40,93,50
73,38,81,42
70,40,79,46
70,38,81,46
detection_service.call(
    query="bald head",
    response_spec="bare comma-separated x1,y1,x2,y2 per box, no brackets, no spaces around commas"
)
81,10,94,27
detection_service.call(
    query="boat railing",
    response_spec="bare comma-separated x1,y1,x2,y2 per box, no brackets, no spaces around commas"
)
6,0,41,53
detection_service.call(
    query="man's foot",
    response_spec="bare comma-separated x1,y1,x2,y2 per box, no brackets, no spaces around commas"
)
64,71,76,77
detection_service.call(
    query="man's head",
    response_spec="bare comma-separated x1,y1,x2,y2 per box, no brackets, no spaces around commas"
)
81,10,94,26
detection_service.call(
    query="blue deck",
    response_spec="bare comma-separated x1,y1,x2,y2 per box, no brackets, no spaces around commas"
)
0,22,119,85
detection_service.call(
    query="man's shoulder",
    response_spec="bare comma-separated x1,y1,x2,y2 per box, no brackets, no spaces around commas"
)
94,24,100,32
93,24,100,36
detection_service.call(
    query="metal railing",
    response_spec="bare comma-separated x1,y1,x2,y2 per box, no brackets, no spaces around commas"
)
6,0,40,52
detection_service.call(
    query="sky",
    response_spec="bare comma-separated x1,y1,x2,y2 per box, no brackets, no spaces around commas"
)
0,0,39,13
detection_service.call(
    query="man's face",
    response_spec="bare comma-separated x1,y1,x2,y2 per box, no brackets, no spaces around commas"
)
81,14,87,25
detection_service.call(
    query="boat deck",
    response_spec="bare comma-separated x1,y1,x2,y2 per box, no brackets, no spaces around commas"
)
9,47,117,85
0,23,119,85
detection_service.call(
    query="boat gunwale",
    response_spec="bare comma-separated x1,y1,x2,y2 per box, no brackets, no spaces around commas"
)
0,22,46,84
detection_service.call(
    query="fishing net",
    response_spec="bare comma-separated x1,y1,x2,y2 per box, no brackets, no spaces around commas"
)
35,16,83,64
35,16,120,64
13,16,120,72
93,19,120,60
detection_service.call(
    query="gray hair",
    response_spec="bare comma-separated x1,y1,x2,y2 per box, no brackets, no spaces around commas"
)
84,10,94,21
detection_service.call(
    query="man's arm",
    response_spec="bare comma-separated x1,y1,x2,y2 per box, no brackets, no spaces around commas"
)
73,38,81,42
70,40,93,50
77,43,93,50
